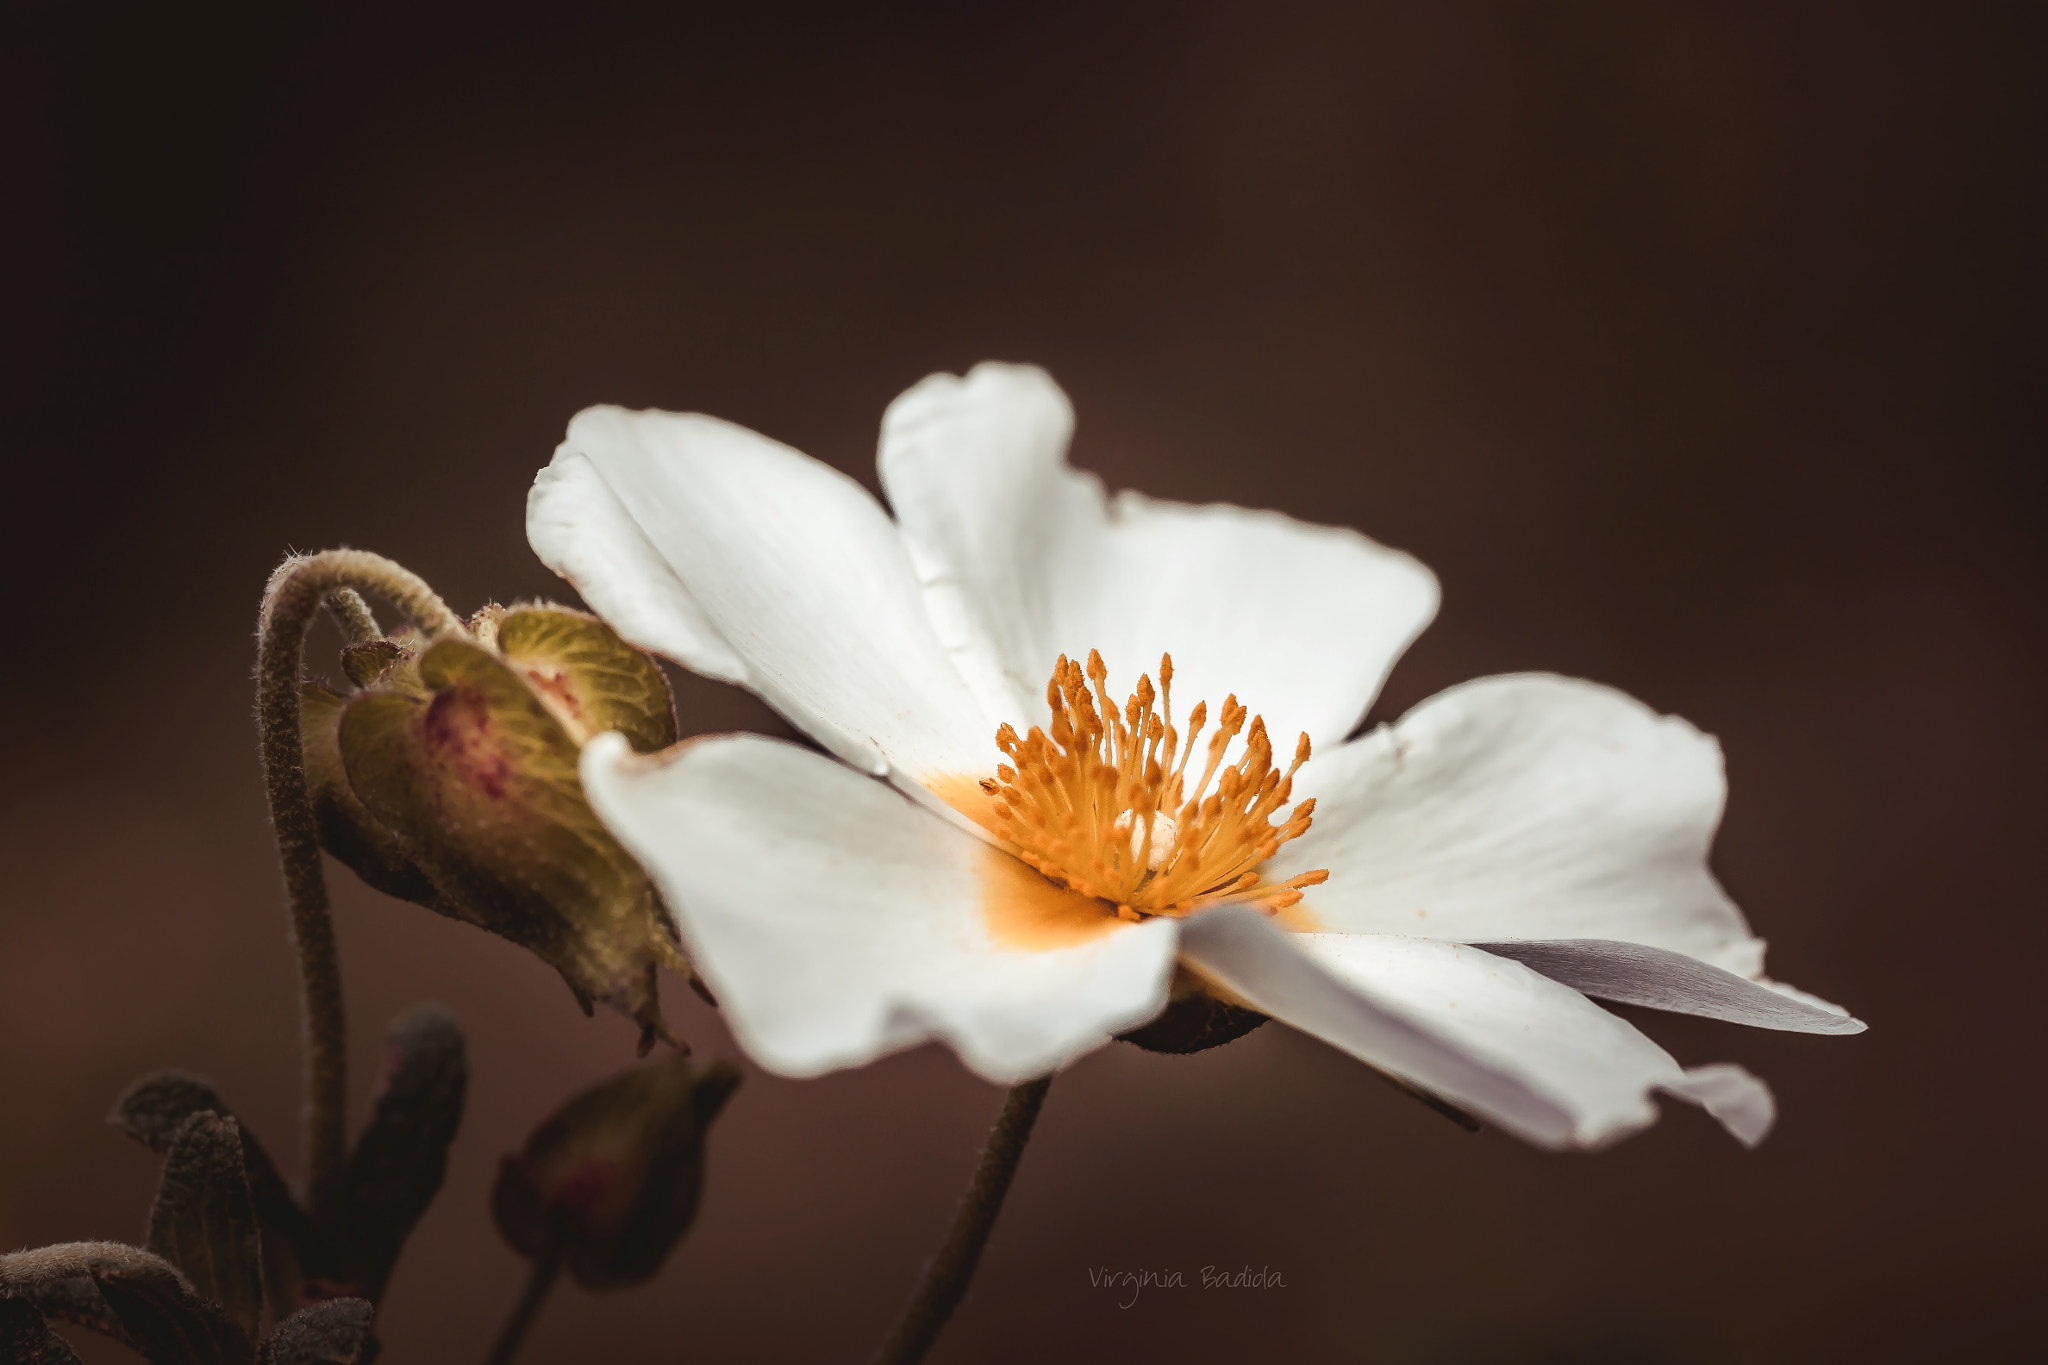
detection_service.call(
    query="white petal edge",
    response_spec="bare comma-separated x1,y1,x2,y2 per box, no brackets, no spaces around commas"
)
1278,673,1767,976
877,362,1441,750
580,731,1179,1084
1179,909,1776,1150
532,407,994,787
1472,939,1865,1034
528,451,749,684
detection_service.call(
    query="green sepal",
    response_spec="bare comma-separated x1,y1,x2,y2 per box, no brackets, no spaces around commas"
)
339,638,408,690
300,682,442,908
1116,966,1269,1054
494,605,678,753
337,636,687,1042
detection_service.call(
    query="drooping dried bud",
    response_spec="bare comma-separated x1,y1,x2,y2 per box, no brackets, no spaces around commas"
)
491,1054,740,1290
300,603,692,1044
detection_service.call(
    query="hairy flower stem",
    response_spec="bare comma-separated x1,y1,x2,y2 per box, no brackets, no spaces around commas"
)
870,1077,1053,1365
481,1243,563,1365
323,587,383,644
257,550,465,1232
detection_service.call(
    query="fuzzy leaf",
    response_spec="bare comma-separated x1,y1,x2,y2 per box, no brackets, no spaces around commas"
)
495,606,678,752
111,1073,338,1304
302,682,443,908
146,1114,265,1343
0,1295,86,1364
11,1274,133,1350
338,637,686,1041
344,1006,466,1300
492,1055,740,1289
257,1298,373,1365
94,1268,253,1365
0,1243,251,1365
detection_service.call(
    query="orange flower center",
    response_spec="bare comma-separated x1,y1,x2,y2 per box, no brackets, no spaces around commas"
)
977,650,1328,921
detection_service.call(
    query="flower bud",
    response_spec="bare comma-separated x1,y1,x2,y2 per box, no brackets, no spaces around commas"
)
490,1054,741,1289
299,604,691,1044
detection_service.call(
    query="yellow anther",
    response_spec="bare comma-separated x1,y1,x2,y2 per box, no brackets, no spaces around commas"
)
983,652,1327,918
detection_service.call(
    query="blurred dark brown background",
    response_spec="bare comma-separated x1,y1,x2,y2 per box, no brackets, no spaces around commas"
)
5,3,2043,1361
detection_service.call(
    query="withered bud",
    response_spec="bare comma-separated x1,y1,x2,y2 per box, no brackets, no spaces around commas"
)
299,604,693,1044
491,1054,740,1290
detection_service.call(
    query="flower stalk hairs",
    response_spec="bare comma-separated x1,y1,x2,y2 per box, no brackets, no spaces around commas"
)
525,362,1864,1360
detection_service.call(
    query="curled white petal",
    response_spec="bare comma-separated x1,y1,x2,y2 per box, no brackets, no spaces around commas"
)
527,450,748,684
1472,939,1864,1034
878,361,1440,748
1180,909,1772,1149
580,732,1178,1084
531,405,993,786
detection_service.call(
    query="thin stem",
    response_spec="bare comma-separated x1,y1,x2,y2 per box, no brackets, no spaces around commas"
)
870,1077,1052,1365
257,550,464,1231
481,1244,563,1365
323,587,382,644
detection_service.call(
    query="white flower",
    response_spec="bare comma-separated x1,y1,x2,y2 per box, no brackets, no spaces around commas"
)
527,363,1863,1151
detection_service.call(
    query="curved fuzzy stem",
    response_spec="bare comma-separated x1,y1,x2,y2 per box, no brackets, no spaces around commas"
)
480,1244,562,1365
257,550,464,1230
323,587,383,644
870,1077,1052,1365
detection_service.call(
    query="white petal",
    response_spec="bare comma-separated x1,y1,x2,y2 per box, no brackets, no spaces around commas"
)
1663,1064,1776,1147
877,362,1440,748
1472,939,1865,1035
532,407,993,786
1279,674,1767,976
1179,909,1773,1149
527,452,748,684
581,731,1178,1084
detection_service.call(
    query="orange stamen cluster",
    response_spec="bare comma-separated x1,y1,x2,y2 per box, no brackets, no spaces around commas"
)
977,650,1329,921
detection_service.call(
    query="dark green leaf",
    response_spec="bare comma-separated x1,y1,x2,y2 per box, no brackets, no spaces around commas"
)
146,1113,265,1342
344,1006,466,1300
111,1073,339,1308
0,1294,86,1364
94,1266,253,1365
11,1273,133,1350
0,1243,251,1365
